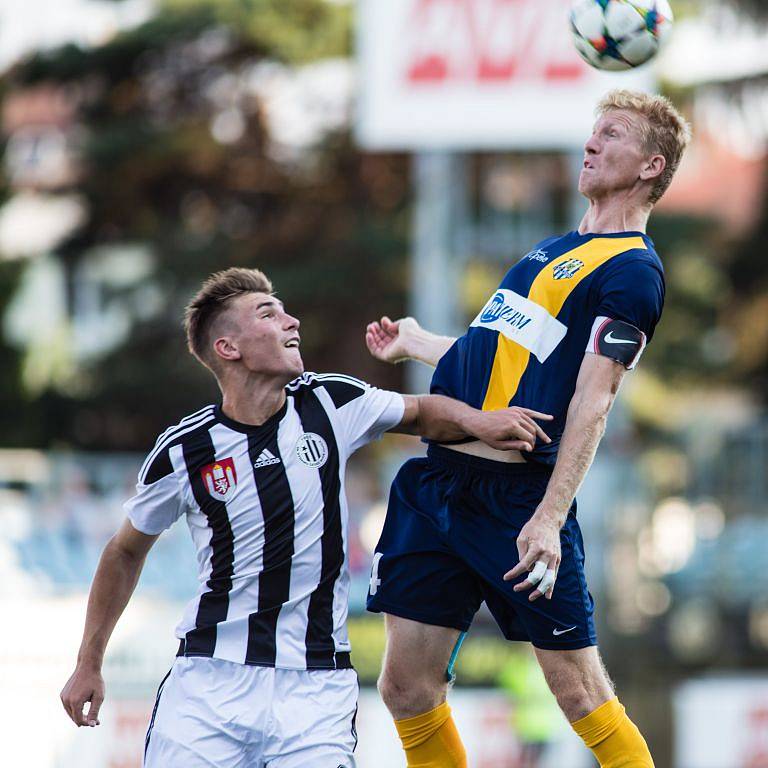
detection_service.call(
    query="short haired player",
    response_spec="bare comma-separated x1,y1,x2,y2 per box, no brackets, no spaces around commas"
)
365,91,691,768
59,267,550,766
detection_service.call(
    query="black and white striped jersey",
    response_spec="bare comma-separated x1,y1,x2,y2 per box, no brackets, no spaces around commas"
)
125,373,404,670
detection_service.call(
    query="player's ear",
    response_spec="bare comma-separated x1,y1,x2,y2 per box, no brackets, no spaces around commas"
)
640,153,666,182
213,336,241,363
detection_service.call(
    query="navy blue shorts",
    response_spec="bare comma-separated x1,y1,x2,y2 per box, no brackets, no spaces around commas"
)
366,446,597,651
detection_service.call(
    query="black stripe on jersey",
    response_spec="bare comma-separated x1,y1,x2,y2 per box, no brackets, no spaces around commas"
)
142,449,173,485
319,379,366,409
139,408,215,484
246,432,295,666
296,389,344,669
182,427,235,657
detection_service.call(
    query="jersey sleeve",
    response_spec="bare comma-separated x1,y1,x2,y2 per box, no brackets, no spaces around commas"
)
587,253,665,369
124,447,186,535
318,374,405,453
592,252,665,339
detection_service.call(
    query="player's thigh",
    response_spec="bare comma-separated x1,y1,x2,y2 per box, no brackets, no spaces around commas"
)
144,659,253,768
266,669,358,768
381,614,462,689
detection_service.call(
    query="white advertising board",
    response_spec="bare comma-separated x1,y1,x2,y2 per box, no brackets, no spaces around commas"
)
675,677,768,768
356,0,654,150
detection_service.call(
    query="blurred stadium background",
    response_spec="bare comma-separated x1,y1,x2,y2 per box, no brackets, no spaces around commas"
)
3,0,768,765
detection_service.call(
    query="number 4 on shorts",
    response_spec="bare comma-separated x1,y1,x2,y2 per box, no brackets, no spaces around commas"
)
369,552,383,595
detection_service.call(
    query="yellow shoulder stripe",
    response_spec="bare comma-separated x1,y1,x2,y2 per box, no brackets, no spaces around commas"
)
481,237,646,411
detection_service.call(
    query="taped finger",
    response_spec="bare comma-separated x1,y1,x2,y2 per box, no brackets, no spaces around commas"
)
525,560,547,586
538,568,557,595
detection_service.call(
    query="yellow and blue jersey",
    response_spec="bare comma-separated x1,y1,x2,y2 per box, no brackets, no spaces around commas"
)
430,230,665,465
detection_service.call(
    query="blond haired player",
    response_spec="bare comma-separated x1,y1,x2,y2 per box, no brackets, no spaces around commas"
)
365,91,691,768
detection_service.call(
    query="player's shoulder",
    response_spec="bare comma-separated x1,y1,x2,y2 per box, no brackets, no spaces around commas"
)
139,404,217,484
602,239,665,283
614,233,663,269
287,372,372,409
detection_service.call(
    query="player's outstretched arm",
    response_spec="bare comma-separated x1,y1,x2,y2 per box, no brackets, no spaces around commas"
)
504,354,626,600
365,316,456,368
60,519,158,727
393,394,553,451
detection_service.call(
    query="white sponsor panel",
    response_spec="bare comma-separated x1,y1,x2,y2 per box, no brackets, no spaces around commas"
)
470,288,567,362
356,0,654,150
675,677,768,767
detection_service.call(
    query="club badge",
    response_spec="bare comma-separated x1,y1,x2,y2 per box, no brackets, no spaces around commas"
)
201,458,237,501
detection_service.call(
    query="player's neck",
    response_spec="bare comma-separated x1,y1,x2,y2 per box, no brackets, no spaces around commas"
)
578,197,651,236
219,374,288,427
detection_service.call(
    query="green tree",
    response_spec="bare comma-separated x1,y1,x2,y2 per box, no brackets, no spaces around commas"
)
3,0,410,450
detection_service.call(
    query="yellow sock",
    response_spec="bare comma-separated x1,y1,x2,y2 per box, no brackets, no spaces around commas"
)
394,701,467,768
572,697,654,768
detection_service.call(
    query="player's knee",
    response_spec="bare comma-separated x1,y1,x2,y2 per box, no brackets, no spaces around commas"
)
378,670,445,720
539,666,608,721
552,684,598,721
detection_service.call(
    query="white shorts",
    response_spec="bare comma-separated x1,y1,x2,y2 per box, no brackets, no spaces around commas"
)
144,657,358,768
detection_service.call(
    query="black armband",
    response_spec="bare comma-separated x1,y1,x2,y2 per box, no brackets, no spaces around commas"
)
586,316,647,370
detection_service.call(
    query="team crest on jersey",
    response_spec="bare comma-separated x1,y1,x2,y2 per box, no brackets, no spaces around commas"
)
296,432,329,468
201,458,237,501
553,258,585,280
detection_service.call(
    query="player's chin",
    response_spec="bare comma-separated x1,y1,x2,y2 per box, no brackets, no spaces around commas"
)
577,171,597,197
286,351,304,376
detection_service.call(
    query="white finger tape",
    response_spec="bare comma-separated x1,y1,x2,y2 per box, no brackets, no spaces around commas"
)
538,569,557,594
525,560,548,586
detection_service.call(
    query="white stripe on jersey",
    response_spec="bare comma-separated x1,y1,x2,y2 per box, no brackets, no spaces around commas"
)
313,373,367,387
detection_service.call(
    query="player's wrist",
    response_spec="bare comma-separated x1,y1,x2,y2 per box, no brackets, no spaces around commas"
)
402,326,434,363
533,502,568,529
456,406,483,440
77,646,105,671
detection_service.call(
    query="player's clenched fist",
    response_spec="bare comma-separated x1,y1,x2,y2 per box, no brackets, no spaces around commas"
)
60,665,104,727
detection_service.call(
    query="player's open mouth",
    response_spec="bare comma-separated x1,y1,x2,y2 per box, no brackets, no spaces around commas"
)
284,338,300,348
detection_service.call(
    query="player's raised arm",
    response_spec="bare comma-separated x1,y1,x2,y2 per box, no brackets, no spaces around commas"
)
60,520,158,727
393,394,552,452
504,354,626,599
365,316,456,368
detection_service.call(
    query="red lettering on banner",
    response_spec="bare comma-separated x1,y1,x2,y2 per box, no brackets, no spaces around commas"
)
405,0,584,85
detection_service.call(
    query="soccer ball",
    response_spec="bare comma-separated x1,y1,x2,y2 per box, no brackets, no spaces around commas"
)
570,0,674,71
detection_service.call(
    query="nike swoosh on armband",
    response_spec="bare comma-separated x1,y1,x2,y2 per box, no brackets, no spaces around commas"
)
604,332,638,345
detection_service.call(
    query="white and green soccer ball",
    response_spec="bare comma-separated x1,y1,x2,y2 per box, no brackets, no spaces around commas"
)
570,0,674,71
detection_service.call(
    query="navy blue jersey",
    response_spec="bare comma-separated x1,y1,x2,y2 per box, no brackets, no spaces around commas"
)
430,231,665,464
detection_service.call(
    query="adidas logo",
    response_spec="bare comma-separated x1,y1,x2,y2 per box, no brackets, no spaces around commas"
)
254,448,281,468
